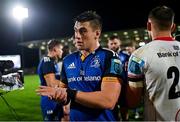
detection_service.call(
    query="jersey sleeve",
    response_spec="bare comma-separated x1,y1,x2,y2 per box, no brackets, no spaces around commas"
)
60,62,68,85
41,57,55,75
103,51,123,79
128,55,145,87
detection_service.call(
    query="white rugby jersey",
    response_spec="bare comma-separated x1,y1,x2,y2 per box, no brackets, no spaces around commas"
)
128,37,180,121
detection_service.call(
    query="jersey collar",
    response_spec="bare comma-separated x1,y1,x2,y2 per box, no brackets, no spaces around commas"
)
79,46,102,57
92,46,102,54
154,37,175,41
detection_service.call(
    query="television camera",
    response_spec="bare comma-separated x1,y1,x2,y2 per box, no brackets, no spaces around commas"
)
0,60,24,94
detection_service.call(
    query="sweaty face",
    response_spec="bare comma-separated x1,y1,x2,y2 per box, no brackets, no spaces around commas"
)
108,39,121,52
74,21,98,51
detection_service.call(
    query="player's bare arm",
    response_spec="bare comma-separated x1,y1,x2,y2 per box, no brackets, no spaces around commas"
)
75,79,121,109
44,73,61,87
126,83,143,108
36,77,121,109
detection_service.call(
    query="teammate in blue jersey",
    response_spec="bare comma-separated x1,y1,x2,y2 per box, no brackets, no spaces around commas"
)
37,39,64,121
108,35,130,81
37,11,123,121
108,35,130,121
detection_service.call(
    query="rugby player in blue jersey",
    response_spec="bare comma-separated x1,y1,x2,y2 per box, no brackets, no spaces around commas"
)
37,39,64,121
37,11,123,121
108,35,130,121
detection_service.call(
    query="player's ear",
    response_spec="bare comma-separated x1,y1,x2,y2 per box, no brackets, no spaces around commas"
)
95,30,101,38
107,40,110,47
53,47,57,52
147,21,151,31
94,30,100,40
171,23,176,33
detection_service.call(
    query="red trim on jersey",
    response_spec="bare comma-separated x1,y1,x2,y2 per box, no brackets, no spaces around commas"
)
154,37,175,41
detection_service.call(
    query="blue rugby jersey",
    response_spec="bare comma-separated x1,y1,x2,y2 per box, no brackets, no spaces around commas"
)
37,56,63,120
38,57,60,86
61,46,123,121
118,50,130,83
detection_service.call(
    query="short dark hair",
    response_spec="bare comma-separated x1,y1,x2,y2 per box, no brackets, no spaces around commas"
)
108,35,120,41
74,11,102,31
148,6,175,30
47,39,61,51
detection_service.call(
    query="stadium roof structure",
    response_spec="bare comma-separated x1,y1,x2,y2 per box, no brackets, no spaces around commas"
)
19,27,148,50
19,25,180,51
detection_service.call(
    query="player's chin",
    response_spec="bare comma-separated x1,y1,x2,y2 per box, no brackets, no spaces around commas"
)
76,45,84,50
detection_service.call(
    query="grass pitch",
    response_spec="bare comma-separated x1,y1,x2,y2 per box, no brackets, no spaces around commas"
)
0,74,143,121
0,75,42,121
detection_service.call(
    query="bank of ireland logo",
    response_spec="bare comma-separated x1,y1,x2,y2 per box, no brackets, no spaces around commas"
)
90,56,100,68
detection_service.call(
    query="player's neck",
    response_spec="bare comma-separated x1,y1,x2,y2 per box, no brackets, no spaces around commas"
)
117,48,121,53
81,42,100,57
47,52,57,62
152,31,172,40
47,52,54,58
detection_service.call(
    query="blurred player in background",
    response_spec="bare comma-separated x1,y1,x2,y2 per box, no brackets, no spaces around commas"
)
125,41,142,119
107,35,129,121
37,39,64,121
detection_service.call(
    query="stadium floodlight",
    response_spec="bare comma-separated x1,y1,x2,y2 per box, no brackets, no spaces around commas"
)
12,5,28,68
12,5,28,22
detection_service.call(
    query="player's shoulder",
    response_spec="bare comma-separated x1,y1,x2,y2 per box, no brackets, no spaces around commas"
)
63,51,79,61
172,40,180,45
119,50,130,56
43,56,51,62
101,47,118,57
133,42,151,55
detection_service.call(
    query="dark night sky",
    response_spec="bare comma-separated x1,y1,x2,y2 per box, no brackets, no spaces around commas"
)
0,0,179,68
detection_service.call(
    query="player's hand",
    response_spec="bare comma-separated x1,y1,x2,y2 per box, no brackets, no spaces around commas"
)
36,86,67,103
54,87,67,103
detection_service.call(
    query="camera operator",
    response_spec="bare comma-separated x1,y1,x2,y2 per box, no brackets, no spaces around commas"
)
0,60,23,92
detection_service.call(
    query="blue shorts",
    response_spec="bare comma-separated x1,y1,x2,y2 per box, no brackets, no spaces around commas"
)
41,96,63,121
